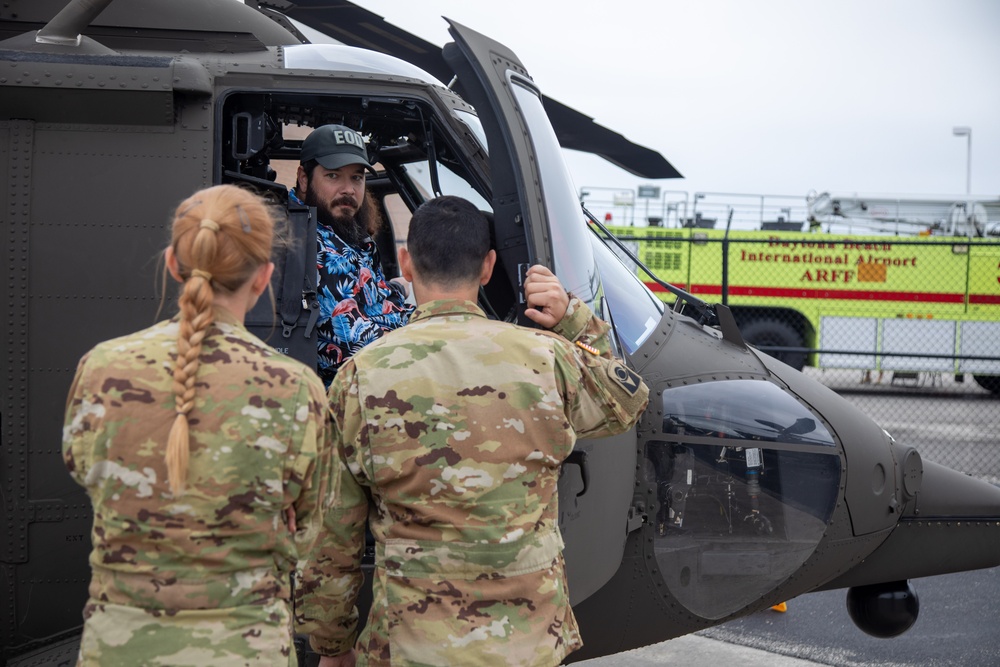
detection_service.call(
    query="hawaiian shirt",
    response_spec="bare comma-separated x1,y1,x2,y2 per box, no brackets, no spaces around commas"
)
291,188,413,386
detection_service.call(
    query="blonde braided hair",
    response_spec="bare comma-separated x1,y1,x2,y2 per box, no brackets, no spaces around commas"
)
165,185,275,495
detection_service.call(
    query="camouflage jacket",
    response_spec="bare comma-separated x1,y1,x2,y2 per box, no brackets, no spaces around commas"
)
297,298,649,666
63,308,332,666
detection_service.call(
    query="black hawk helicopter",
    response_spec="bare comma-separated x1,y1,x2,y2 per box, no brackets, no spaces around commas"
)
2,1,998,664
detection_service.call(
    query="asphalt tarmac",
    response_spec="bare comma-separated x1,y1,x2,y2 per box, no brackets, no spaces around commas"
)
574,633,822,666
576,566,1000,667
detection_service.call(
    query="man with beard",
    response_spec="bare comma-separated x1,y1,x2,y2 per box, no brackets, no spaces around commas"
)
292,124,414,387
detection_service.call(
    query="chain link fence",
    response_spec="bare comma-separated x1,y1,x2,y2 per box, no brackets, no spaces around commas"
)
589,191,1000,484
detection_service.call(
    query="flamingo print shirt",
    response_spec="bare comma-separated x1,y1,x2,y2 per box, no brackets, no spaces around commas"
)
314,216,413,387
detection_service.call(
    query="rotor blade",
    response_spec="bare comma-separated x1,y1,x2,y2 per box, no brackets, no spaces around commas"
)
260,0,681,178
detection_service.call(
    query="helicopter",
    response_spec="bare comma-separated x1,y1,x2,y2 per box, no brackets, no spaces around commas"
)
2,1,1000,665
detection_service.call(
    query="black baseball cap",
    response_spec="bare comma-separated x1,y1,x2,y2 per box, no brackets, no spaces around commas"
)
300,124,375,172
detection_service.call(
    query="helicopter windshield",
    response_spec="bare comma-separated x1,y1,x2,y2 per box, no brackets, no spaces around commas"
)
644,380,841,619
590,234,663,354
661,381,836,446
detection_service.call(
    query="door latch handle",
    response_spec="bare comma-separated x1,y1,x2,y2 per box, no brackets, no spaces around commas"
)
563,450,589,498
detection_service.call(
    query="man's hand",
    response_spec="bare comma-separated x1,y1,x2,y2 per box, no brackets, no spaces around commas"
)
523,264,569,329
389,276,411,298
318,650,356,667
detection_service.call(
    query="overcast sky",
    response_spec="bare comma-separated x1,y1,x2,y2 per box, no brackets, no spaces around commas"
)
356,0,999,205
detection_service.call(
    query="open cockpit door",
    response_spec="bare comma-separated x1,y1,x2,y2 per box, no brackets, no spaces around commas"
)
441,21,551,300
441,20,640,604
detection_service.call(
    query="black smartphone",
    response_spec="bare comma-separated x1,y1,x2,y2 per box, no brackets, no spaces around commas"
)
517,263,531,305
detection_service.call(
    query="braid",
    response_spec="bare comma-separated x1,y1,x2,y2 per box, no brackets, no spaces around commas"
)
166,224,218,495
163,185,277,496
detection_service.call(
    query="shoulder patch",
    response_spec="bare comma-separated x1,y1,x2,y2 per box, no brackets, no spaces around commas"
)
608,362,642,396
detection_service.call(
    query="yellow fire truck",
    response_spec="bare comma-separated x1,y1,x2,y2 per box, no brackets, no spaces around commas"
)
595,191,1000,394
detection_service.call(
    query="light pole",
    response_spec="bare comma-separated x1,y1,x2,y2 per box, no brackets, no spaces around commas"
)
952,126,971,194
952,126,972,233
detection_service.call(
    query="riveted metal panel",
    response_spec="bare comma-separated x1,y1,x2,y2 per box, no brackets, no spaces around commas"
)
1,119,33,655
2,119,33,566
1,114,210,655
0,58,175,92
0,57,177,125
27,120,210,441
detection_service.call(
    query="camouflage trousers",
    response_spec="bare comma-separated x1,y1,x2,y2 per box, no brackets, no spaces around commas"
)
356,531,582,666
76,598,297,666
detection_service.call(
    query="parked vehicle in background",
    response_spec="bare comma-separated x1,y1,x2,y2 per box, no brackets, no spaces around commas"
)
591,190,1000,394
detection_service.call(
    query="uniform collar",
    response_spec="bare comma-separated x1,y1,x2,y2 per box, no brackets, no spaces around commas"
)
213,306,245,327
167,305,246,330
411,299,486,323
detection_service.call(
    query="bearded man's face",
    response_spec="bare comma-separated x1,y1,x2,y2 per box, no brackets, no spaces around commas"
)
302,163,367,245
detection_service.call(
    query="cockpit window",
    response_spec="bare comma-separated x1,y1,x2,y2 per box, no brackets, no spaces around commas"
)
283,44,445,86
643,379,840,619
662,380,835,446
453,109,488,153
509,76,601,309
397,161,491,212
591,234,663,354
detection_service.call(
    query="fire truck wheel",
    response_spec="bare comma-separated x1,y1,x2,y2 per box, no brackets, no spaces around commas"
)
739,318,806,371
972,375,1000,396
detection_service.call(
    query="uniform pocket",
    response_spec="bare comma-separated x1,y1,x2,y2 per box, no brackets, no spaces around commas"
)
380,530,563,579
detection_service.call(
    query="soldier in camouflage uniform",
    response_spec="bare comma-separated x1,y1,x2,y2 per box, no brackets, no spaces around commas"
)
296,196,649,667
63,185,332,666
